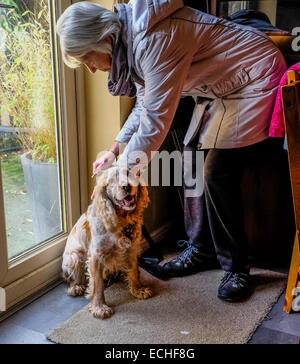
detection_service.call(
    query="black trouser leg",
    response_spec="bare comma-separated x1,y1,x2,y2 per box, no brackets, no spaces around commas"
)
203,147,249,273
183,145,217,261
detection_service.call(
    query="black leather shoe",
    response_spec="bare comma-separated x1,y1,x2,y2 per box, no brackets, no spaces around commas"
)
138,256,170,281
218,271,250,302
163,241,219,277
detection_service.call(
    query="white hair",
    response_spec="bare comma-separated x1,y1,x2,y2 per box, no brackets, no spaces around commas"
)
56,1,121,68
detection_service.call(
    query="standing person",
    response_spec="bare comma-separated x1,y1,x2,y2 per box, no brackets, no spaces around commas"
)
56,0,286,302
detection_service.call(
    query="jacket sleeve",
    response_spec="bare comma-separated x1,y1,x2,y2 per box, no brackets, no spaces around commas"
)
117,33,193,171
115,83,144,144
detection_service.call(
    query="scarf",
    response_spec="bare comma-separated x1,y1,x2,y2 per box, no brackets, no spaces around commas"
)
107,4,137,98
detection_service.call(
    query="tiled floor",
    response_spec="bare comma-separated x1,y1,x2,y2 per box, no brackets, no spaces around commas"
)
249,293,300,344
0,283,87,344
0,272,299,344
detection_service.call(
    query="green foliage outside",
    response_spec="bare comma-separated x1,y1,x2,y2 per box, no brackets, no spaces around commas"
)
1,153,35,259
0,136,19,151
1,153,25,191
0,0,57,163
0,1,23,24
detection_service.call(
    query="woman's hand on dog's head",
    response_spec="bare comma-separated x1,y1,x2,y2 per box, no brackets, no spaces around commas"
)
93,151,116,177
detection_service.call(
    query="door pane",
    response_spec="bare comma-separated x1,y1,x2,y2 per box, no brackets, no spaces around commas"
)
0,0,64,260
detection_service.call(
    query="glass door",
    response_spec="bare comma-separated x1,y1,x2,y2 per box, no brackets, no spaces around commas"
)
0,0,85,311
0,0,65,261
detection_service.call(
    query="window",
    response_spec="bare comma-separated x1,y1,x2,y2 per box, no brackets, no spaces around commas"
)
0,0,86,311
0,0,64,260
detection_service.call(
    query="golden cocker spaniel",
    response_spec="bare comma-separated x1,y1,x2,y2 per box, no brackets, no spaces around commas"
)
62,167,152,319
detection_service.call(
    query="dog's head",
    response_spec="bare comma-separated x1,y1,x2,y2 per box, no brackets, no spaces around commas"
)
93,167,149,233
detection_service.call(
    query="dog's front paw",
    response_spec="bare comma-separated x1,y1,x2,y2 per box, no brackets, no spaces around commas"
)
89,304,114,319
131,287,153,300
67,284,86,297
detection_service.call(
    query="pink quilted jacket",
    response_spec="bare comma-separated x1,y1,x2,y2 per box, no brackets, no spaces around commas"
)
269,62,300,138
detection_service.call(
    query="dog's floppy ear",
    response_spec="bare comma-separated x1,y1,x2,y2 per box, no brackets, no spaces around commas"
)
93,177,119,234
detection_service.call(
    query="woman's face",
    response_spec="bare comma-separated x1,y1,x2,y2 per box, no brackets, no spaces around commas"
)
79,51,112,73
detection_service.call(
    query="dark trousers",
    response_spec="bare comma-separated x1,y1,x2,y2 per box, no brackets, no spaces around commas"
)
183,137,283,273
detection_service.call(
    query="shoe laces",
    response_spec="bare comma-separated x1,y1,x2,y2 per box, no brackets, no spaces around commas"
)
176,240,200,264
221,272,248,287
177,240,189,249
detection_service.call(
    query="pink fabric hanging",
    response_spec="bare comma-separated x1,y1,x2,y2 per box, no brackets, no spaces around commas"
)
269,62,300,138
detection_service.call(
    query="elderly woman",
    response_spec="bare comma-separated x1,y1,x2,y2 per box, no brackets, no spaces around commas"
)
57,0,286,302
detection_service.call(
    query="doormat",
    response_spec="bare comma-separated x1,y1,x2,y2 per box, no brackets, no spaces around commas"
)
48,268,286,344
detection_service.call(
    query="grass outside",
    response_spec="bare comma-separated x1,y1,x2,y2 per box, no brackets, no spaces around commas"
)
1,152,36,259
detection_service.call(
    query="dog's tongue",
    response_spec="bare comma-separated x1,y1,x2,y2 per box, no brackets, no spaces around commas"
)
123,198,134,206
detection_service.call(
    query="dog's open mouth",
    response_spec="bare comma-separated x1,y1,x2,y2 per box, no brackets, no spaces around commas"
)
119,195,136,210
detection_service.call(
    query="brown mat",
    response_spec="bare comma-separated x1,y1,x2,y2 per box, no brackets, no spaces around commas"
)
48,268,286,344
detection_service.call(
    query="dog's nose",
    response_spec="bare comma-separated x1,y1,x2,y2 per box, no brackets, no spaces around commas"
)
124,194,134,201
122,185,131,193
